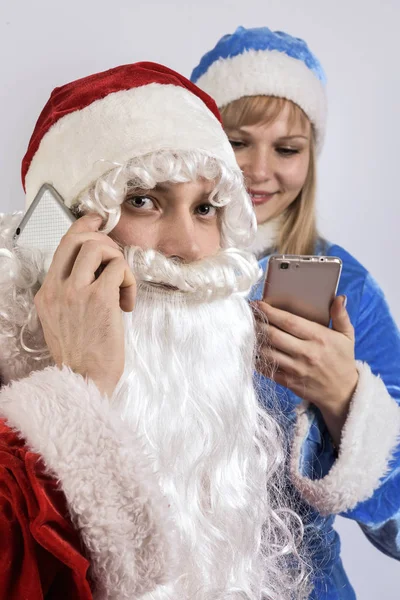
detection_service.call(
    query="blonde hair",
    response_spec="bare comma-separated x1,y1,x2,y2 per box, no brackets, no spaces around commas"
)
221,96,318,255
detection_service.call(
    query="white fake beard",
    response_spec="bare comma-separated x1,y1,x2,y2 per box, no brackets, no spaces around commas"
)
0,215,304,598
112,248,283,599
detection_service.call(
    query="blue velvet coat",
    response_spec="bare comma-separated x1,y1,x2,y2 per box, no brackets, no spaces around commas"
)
251,241,400,599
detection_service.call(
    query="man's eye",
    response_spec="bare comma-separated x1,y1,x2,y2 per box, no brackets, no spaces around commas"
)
229,139,246,149
196,204,217,217
126,195,155,210
276,147,300,157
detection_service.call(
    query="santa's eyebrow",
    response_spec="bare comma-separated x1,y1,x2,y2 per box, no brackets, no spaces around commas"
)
125,184,167,195
154,184,216,201
153,183,169,192
127,183,217,203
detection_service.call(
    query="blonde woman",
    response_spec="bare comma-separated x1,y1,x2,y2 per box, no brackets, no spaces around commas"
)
192,26,400,600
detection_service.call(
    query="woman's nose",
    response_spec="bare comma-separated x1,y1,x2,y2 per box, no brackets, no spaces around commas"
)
243,146,273,185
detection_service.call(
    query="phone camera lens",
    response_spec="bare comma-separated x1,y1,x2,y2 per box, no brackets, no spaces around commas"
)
280,262,289,270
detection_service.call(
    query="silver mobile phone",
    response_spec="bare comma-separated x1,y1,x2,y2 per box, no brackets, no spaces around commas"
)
262,255,342,326
14,184,75,255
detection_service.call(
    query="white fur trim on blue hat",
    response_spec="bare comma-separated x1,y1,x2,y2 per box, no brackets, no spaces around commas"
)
191,27,328,149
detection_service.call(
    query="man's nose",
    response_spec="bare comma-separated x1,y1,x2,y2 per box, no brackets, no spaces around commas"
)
157,215,202,263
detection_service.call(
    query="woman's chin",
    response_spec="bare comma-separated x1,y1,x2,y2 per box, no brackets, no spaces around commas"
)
255,206,276,225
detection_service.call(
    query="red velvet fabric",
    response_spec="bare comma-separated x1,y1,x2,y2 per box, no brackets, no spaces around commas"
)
0,419,93,599
21,61,222,190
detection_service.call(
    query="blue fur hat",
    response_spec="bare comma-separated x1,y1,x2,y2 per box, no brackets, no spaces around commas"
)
191,26,327,148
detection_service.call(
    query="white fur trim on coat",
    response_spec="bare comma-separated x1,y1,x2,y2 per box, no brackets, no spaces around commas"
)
195,49,327,150
247,215,282,258
290,361,400,515
0,366,174,599
25,83,238,209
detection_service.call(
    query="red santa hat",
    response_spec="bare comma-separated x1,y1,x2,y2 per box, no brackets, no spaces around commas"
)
22,62,239,208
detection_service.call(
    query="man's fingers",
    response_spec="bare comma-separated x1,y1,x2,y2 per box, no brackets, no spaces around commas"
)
97,257,136,312
49,230,120,280
69,241,124,287
68,213,103,234
49,212,104,278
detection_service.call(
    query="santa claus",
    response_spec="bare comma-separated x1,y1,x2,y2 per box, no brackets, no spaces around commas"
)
0,63,309,599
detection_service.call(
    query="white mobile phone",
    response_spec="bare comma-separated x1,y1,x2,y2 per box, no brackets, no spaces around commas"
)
263,255,342,326
14,184,76,256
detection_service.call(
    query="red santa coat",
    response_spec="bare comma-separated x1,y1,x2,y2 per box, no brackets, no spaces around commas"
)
0,366,173,600
0,419,93,599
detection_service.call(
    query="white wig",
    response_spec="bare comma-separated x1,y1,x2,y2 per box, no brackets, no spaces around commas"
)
75,149,256,250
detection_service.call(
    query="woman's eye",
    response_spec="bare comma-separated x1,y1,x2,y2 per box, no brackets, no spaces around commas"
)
229,139,246,150
276,147,300,157
126,195,155,210
196,204,217,217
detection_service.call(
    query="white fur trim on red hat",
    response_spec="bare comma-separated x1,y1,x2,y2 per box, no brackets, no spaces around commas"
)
25,83,238,209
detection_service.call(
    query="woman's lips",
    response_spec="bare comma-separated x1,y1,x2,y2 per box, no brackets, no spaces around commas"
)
248,190,277,206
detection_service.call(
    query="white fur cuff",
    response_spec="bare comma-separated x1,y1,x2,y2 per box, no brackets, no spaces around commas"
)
0,366,173,599
290,361,400,515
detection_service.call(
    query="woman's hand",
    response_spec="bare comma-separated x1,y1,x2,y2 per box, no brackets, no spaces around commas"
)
252,296,359,446
34,214,136,397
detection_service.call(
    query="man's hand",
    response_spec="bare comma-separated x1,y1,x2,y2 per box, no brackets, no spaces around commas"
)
252,297,359,446
34,214,136,397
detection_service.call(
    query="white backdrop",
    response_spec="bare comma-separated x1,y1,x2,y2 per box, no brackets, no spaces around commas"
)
1,1,399,597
